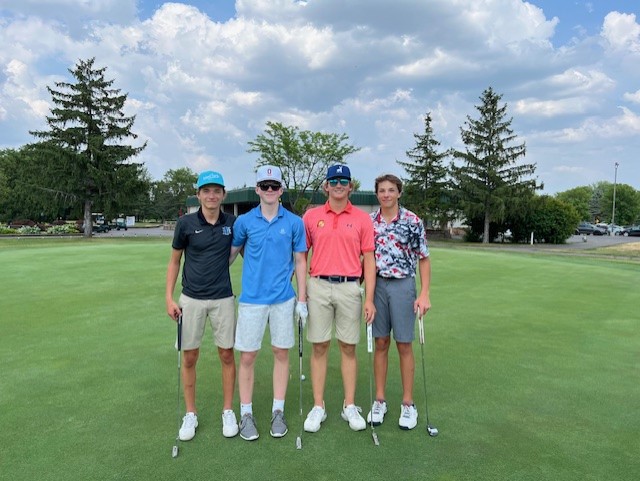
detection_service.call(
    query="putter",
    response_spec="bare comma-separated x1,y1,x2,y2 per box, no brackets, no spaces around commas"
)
418,315,439,437
367,323,380,446
296,313,303,450
172,314,183,458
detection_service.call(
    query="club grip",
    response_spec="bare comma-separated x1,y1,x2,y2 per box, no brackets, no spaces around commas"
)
367,323,373,353
177,314,182,352
418,316,424,345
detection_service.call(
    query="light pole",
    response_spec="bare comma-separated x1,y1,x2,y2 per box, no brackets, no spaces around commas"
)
611,162,619,233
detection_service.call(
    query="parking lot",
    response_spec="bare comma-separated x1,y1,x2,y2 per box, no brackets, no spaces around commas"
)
559,233,640,250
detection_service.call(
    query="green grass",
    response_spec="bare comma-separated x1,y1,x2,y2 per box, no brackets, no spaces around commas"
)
1,238,638,481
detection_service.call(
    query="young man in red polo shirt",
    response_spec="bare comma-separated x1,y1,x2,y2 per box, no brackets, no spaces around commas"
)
302,164,377,433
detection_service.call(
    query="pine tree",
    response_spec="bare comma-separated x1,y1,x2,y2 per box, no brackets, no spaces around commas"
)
451,87,540,243
29,58,147,236
397,112,451,229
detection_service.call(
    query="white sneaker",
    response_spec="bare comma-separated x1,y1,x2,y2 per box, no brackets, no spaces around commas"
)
366,400,387,426
304,404,327,433
341,404,366,431
179,412,198,441
399,404,418,430
222,409,239,438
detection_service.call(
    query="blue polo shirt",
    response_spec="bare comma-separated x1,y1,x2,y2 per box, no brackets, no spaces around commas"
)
232,204,306,304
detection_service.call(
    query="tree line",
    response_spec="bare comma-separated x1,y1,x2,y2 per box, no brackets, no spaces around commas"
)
1,58,639,241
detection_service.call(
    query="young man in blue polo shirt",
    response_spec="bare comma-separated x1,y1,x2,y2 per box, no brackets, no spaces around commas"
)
230,165,308,441
166,170,239,441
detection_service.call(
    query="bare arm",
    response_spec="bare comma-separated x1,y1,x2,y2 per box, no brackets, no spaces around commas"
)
361,250,377,323
166,248,183,321
293,251,308,302
229,245,243,265
414,256,431,317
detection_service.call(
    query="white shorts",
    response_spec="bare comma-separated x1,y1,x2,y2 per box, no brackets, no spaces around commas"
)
234,297,295,352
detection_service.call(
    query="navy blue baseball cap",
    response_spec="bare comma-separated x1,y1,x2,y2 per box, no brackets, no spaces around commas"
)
326,164,351,180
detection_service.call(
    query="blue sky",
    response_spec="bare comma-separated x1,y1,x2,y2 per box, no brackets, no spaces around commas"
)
1,1,639,194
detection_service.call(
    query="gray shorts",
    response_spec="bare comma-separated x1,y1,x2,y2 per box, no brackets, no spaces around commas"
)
234,297,296,352
372,276,416,343
178,294,237,350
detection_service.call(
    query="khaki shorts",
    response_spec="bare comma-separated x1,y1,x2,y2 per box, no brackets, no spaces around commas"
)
178,294,236,350
307,277,362,344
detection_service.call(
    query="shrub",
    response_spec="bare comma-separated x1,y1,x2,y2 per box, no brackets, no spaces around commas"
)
0,227,17,234
46,224,79,234
17,225,42,235
9,219,37,227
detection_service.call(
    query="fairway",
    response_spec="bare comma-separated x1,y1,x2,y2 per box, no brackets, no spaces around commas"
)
1,238,638,481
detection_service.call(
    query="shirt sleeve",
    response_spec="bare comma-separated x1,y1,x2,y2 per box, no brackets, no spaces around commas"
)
231,216,247,247
360,211,375,253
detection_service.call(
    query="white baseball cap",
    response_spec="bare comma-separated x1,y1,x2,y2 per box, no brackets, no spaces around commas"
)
256,165,283,184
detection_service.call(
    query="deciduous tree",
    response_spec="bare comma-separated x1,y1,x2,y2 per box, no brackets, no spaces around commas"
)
247,121,359,214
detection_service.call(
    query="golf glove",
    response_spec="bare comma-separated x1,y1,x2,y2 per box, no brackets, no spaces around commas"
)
296,301,308,329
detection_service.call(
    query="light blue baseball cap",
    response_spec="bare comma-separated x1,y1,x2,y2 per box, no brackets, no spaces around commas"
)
196,171,225,189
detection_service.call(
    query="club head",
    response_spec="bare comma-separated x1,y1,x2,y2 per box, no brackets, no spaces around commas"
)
171,445,179,458
427,425,439,437
372,432,380,446
296,436,302,450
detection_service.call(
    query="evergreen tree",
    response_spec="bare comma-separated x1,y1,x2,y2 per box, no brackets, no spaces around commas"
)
397,112,451,229
29,57,147,236
451,87,540,243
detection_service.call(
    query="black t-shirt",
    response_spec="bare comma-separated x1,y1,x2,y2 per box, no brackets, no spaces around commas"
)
172,209,236,300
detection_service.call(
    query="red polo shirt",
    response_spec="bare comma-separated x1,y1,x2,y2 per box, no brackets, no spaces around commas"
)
303,200,374,278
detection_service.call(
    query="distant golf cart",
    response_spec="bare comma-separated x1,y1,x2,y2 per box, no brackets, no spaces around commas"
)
115,217,128,231
79,213,111,233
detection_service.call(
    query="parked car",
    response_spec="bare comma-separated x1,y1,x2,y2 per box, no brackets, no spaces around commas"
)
575,222,606,235
608,224,625,236
621,225,640,237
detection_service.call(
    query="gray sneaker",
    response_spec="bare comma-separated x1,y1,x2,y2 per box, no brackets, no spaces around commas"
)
239,413,259,441
270,410,288,438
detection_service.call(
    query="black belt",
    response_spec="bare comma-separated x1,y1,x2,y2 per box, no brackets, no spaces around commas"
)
316,275,359,283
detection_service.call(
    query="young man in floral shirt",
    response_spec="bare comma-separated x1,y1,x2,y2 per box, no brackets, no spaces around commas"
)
367,173,431,430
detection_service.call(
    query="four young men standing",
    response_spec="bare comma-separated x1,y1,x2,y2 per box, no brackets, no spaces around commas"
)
165,165,431,441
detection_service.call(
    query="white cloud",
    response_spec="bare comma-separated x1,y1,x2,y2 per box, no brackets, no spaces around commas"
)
601,12,640,53
1,0,640,195
623,89,640,104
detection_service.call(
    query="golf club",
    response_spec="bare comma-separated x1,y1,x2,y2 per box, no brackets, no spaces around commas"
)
418,315,438,437
367,323,380,446
172,314,183,458
296,312,303,450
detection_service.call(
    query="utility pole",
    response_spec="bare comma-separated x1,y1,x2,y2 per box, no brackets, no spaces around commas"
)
611,162,619,232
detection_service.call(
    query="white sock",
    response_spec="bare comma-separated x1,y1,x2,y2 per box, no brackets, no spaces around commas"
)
272,399,285,413
240,403,252,416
